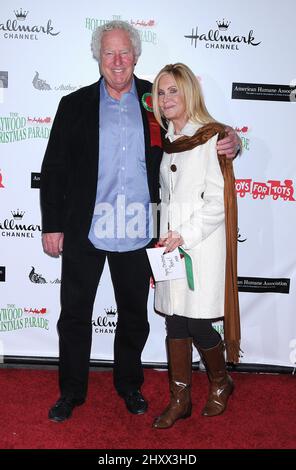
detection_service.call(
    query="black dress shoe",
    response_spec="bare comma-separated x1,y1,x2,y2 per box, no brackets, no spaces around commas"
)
122,390,148,415
48,396,84,422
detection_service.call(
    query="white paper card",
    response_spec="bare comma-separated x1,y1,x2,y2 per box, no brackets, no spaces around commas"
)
146,247,186,281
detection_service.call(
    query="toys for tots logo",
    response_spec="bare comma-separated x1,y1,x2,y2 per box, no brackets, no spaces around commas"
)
235,178,295,201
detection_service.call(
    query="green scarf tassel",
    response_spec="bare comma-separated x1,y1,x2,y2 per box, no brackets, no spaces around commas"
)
178,247,194,290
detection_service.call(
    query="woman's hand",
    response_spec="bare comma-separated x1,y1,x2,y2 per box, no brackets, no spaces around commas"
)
158,230,184,253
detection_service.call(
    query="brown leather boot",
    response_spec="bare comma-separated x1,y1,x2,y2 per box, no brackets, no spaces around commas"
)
153,338,192,429
198,340,234,417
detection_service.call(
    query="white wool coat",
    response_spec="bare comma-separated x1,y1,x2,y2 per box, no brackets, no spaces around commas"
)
154,121,226,319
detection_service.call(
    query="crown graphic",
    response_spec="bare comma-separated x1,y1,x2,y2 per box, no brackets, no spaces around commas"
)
14,8,28,21
216,19,231,31
11,209,25,220
104,307,117,317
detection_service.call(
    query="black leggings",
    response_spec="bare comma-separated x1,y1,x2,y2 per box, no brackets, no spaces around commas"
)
166,315,221,349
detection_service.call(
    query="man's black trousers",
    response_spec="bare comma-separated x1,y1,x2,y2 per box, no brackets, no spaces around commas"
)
58,240,151,400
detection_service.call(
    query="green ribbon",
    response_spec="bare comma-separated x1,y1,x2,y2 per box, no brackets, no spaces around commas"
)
178,247,194,290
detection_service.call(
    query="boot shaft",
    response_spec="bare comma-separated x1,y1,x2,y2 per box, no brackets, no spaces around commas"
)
167,337,192,386
197,340,234,416
198,340,228,383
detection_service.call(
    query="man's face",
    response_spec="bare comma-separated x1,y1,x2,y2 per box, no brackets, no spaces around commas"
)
100,29,136,99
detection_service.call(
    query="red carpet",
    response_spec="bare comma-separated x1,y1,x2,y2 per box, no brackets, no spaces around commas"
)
0,368,295,449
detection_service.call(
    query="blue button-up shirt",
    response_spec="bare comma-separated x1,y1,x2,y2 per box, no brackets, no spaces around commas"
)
88,79,152,251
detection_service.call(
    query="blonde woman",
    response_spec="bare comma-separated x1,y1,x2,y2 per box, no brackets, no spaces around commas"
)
152,63,240,429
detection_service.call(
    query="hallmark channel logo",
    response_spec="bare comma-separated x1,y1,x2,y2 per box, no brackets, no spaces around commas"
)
185,19,261,51
92,307,118,334
85,14,157,45
0,304,49,332
0,9,60,40
0,112,51,143
12,209,25,220
0,210,41,238
232,83,296,102
0,266,6,282
14,8,28,21
29,266,61,284
235,179,295,201
32,71,83,92
31,172,41,189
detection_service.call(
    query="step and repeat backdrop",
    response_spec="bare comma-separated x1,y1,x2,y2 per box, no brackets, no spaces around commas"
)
0,0,295,367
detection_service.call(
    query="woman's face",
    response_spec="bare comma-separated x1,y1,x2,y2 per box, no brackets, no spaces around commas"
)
157,74,187,128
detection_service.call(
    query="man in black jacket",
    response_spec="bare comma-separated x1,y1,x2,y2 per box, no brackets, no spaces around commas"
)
41,20,240,422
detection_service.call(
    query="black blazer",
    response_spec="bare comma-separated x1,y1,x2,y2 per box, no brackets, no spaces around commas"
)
40,76,163,244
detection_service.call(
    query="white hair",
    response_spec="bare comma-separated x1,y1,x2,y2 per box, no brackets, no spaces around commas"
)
91,20,142,63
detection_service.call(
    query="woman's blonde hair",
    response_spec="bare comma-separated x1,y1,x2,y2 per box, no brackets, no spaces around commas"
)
152,63,216,129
